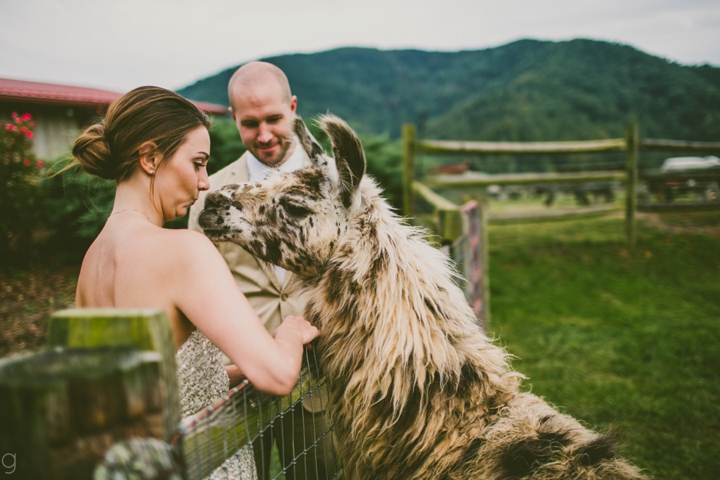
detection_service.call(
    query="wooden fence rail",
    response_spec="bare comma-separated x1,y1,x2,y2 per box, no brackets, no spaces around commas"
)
417,138,627,155
403,123,720,245
403,123,720,324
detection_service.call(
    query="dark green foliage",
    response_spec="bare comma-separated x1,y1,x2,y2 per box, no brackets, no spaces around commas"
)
42,161,116,261
207,118,246,175
427,40,720,143
0,114,45,266
360,134,403,210
178,38,720,144
489,214,720,479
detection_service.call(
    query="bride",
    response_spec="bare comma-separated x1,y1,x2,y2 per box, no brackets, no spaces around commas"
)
72,86,320,479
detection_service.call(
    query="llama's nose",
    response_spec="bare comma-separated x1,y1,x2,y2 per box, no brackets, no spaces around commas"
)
203,191,231,210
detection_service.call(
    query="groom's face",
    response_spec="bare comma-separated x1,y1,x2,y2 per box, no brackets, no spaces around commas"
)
230,79,298,168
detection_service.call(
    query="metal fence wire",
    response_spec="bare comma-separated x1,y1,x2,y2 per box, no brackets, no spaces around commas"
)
171,344,341,480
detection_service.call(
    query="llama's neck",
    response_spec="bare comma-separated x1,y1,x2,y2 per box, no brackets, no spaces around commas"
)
300,187,517,478
302,188,513,411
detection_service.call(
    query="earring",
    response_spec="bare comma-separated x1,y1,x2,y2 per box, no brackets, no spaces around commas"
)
149,169,155,175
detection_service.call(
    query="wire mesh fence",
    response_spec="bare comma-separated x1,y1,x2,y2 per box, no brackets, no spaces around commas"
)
171,344,340,480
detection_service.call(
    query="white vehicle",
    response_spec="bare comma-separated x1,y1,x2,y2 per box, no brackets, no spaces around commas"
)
647,155,720,203
660,156,720,172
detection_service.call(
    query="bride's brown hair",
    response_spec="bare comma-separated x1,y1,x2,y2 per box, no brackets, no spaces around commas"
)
72,86,211,181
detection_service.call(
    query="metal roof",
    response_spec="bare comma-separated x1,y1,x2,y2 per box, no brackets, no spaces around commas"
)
0,77,227,115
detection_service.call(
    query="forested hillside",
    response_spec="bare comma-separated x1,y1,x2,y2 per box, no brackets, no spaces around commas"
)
178,39,720,142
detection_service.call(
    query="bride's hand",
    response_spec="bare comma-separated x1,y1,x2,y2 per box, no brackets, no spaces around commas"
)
275,315,320,344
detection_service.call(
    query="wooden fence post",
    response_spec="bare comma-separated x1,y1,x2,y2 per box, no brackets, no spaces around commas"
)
625,124,639,247
402,124,417,217
46,309,179,441
0,347,164,479
478,198,490,328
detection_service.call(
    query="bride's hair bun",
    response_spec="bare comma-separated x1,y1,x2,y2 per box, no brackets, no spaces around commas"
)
70,86,211,182
72,123,116,180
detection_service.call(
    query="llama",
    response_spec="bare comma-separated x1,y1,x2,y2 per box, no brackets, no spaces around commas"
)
197,115,648,480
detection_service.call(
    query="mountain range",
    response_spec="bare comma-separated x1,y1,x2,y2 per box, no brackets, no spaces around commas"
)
178,39,720,144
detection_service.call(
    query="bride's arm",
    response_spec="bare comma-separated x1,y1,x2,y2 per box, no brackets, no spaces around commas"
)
171,231,320,396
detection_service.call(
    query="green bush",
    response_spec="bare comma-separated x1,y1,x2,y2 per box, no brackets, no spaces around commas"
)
207,118,246,175
0,113,46,265
43,161,116,261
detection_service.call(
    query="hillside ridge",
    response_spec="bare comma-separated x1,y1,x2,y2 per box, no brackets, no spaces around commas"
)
178,39,720,142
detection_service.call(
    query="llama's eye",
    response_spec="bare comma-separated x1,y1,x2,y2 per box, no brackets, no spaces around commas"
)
281,199,312,218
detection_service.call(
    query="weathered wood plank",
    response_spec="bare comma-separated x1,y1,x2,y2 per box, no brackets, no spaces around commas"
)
413,180,460,211
418,138,627,155
640,138,720,153
489,205,619,224
0,347,162,480
412,180,464,242
46,309,179,442
423,171,625,188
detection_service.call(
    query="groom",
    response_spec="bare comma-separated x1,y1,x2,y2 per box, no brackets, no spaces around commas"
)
189,62,336,480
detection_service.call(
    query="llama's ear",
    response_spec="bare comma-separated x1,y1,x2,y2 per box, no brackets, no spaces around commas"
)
319,114,366,208
293,116,324,161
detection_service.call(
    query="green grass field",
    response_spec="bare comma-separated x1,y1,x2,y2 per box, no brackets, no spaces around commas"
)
487,212,720,480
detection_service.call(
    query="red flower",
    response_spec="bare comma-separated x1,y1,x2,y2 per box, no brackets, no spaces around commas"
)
26,131,34,139
37,161,44,168
11,112,18,118
21,113,32,121
30,121,36,127
15,117,22,124
6,124,15,131
23,159,31,166
19,126,28,133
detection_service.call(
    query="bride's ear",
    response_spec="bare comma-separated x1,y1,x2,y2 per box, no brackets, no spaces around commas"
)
138,141,160,175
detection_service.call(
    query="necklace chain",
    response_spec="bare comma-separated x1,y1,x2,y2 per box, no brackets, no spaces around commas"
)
110,208,152,223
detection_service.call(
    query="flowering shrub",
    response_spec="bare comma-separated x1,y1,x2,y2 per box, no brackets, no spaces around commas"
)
0,112,45,264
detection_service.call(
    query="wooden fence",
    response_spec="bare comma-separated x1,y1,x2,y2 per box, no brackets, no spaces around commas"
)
0,309,338,479
403,124,720,245
402,124,720,324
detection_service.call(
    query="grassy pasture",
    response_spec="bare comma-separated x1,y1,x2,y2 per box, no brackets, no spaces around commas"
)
488,211,720,480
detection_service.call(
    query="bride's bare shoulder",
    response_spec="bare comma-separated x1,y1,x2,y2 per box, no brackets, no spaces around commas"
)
160,228,217,254
156,229,236,297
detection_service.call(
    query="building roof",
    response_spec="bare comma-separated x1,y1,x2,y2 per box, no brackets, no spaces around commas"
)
0,77,227,115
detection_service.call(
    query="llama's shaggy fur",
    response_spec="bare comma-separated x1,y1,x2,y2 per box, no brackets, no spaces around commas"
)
198,115,648,480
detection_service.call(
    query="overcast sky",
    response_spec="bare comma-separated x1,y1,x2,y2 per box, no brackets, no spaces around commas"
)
1,0,719,93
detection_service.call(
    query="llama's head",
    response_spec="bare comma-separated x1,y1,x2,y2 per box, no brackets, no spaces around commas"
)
198,115,366,277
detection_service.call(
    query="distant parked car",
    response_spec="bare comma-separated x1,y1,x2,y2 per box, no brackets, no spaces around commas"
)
660,156,720,172
645,156,720,203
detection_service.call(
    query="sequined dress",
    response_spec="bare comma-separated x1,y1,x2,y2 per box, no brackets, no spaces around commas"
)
177,329,258,479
